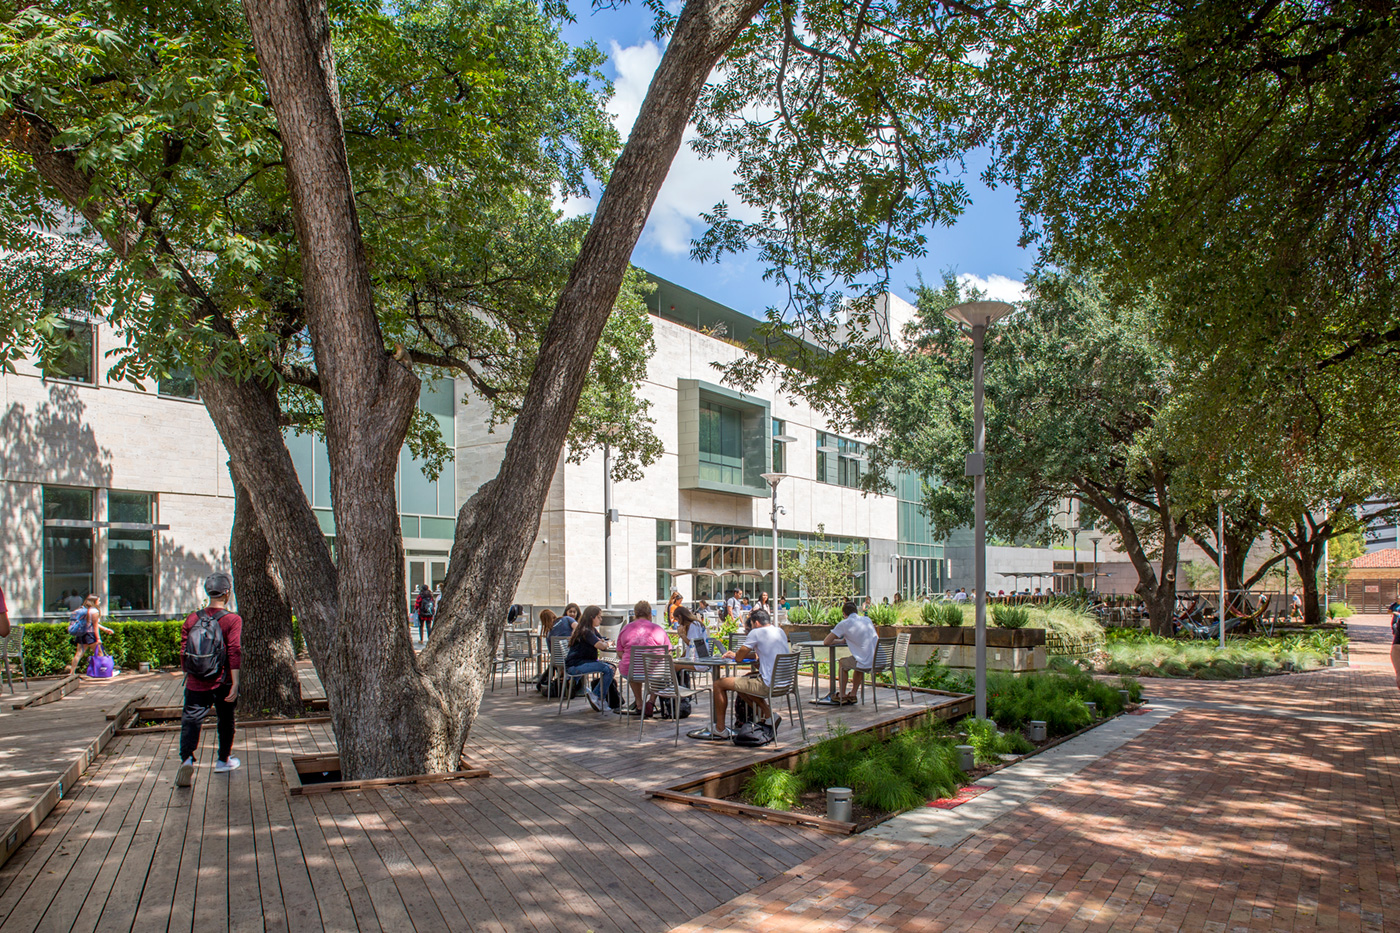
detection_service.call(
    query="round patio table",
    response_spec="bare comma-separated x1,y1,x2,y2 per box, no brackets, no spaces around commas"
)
791,639,851,706
684,656,756,741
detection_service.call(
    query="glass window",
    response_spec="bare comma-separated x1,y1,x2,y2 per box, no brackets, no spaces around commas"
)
656,519,674,601
771,418,786,474
158,368,199,399
108,492,154,612
699,399,745,486
44,486,94,612
816,431,867,488
44,320,94,384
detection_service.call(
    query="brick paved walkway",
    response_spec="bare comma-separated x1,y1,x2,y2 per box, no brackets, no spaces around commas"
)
671,615,1400,933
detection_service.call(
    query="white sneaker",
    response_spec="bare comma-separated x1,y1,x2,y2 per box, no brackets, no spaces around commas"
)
214,757,241,774
175,757,195,787
585,690,602,712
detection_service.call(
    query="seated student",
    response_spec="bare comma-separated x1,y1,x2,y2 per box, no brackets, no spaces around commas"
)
711,608,788,738
825,601,878,704
674,605,708,658
615,600,671,713
549,604,580,639
564,605,615,713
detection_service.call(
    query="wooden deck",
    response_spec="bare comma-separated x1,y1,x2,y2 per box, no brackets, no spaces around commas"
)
0,665,960,933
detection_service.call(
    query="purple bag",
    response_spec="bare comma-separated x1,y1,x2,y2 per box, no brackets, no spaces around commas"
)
86,653,115,678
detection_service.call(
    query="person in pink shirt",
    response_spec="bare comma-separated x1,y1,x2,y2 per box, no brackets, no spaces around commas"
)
614,600,671,713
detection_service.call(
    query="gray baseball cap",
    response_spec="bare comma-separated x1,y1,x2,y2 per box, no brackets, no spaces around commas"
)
204,572,233,597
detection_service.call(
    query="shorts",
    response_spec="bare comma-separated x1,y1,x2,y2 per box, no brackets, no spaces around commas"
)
71,631,97,646
733,673,768,697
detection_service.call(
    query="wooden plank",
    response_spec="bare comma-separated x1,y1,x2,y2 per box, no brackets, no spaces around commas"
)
92,734,181,933
315,786,413,932
72,734,168,933
648,788,855,834
117,715,331,735
104,694,147,722
341,789,455,931
302,792,382,933
0,695,129,871
11,674,80,710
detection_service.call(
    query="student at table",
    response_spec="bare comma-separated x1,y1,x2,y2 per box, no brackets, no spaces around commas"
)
549,604,580,639
674,606,708,657
711,608,787,739
666,591,685,629
565,605,615,713
824,601,877,704
616,600,670,713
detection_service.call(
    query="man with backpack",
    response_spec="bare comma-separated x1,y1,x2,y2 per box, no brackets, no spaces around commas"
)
175,572,242,787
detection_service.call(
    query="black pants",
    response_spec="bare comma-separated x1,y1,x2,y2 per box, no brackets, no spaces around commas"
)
180,679,235,763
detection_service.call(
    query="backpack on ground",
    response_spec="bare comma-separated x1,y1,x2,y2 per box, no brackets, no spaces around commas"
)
67,608,88,636
657,696,692,720
184,609,229,681
731,720,775,747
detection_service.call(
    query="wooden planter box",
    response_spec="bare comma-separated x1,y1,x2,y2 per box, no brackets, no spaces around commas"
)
281,754,490,796
649,691,975,834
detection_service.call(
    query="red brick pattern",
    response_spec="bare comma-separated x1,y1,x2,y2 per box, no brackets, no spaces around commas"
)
672,616,1400,933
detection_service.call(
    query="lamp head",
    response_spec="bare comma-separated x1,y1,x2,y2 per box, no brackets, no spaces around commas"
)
760,472,787,486
943,300,1015,329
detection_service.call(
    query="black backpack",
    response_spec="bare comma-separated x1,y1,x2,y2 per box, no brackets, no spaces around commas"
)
657,696,692,720
184,609,228,681
417,594,435,620
732,720,775,747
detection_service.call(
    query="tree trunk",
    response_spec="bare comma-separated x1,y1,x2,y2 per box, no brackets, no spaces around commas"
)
234,0,767,777
1079,480,1182,636
230,472,303,718
418,0,771,766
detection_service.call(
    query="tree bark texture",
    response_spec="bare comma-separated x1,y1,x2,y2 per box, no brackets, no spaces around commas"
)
417,0,771,767
1079,481,1182,636
230,472,303,718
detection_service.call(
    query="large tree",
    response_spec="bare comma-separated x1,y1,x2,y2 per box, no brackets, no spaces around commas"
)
4,0,992,776
981,0,1400,472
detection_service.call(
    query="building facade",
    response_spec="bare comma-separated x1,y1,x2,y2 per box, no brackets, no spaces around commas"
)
2,275,962,620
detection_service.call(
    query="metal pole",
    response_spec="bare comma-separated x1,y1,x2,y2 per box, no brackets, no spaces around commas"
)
771,482,780,611
973,323,987,721
604,441,613,609
1322,536,1330,618
1093,540,1100,594
1072,533,1078,594
1218,502,1226,650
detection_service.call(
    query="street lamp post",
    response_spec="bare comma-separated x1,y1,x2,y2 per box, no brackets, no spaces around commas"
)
1070,525,1081,594
1215,489,1234,650
602,425,622,608
944,299,1015,721
1089,534,1103,595
761,472,788,609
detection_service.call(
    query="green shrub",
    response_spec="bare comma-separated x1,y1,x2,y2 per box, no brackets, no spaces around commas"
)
849,750,926,812
22,620,186,675
937,603,967,627
868,604,899,626
1103,627,1344,679
914,659,973,693
920,601,941,625
1118,676,1143,702
992,605,1031,629
742,765,804,811
1327,601,1354,619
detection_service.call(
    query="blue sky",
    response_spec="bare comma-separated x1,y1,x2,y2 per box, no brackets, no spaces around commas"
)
556,4,1038,316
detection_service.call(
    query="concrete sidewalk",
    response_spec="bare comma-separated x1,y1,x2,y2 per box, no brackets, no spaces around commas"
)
672,615,1399,933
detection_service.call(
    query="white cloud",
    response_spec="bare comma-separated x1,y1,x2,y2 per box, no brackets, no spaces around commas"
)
604,41,757,255
957,273,1027,303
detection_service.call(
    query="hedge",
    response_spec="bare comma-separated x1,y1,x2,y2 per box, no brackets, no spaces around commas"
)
19,618,305,676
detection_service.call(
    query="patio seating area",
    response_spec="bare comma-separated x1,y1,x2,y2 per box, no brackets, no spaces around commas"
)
0,658,956,933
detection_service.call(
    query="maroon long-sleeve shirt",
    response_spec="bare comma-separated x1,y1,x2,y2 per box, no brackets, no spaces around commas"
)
180,608,242,691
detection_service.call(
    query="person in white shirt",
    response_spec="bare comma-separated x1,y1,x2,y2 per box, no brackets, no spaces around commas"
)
825,601,878,704
725,588,745,626
952,588,969,603
712,608,789,738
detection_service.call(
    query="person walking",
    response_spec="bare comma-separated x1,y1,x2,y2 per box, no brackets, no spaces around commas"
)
414,585,436,640
175,573,242,788
65,595,111,674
